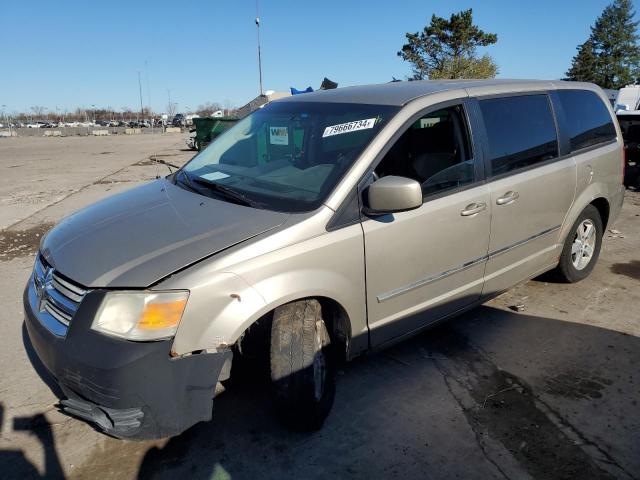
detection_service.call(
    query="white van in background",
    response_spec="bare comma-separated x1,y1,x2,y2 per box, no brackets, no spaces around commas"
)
615,84,640,111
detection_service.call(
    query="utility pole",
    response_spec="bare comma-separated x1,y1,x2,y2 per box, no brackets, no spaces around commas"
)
145,60,151,114
137,71,144,118
255,0,264,96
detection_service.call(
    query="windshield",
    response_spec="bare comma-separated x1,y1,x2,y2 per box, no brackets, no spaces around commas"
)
180,101,399,212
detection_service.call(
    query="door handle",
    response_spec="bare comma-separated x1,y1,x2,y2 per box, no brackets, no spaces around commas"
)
496,191,519,206
460,202,487,216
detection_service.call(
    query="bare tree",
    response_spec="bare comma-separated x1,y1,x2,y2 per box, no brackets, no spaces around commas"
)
122,106,133,121
166,101,178,117
196,101,222,117
30,106,46,120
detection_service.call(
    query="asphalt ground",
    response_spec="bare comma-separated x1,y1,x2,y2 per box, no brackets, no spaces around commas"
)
0,134,638,479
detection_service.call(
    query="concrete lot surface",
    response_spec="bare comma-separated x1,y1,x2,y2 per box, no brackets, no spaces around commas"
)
0,135,639,479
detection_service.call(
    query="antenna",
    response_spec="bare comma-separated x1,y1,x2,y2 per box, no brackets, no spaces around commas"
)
256,0,264,96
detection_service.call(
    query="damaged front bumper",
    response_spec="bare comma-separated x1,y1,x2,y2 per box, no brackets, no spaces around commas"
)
23,283,231,440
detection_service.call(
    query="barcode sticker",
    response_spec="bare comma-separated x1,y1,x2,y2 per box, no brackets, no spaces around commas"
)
323,118,376,137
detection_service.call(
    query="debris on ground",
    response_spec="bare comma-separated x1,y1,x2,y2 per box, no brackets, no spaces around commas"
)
607,229,625,239
0,223,54,261
509,303,526,312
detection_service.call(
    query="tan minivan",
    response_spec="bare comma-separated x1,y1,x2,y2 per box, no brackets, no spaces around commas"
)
24,80,625,439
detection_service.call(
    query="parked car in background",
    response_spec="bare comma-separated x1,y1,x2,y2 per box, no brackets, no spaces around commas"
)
24,80,624,440
172,113,186,127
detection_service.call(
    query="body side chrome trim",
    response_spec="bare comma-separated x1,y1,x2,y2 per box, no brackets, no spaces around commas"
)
487,225,561,259
375,224,561,303
377,256,486,303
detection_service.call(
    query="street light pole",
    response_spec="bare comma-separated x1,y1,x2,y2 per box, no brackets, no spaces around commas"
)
138,71,144,119
255,0,264,96
145,60,151,113
2,104,10,136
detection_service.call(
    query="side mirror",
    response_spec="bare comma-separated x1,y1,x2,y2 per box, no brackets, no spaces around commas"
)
364,175,423,215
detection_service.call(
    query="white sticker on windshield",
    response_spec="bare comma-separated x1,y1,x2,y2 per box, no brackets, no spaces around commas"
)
269,126,289,145
201,171,230,181
322,118,376,138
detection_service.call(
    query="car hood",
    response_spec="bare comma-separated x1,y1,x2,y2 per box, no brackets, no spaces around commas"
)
40,178,288,287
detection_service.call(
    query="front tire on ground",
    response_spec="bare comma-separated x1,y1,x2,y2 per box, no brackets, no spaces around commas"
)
270,299,335,431
554,204,603,283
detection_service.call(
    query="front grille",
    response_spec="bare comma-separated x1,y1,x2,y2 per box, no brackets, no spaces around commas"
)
32,255,87,335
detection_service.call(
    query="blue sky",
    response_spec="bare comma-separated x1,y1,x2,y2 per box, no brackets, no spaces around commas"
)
1,0,637,115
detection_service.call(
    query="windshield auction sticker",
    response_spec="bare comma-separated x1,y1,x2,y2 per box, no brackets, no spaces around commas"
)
322,118,376,137
269,126,289,145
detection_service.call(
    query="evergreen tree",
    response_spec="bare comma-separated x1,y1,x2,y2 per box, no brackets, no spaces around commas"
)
566,40,598,82
398,9,498,80
566,0,640,88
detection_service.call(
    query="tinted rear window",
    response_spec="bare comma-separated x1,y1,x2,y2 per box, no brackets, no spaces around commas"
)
479,94,558,176
556,90,616,152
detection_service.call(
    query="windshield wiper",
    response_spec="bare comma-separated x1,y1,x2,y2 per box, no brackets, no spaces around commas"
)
174,169,199,193
190,175,262,208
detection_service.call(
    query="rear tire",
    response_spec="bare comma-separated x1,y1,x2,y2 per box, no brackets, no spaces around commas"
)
270,299,335,431
554,205,603,283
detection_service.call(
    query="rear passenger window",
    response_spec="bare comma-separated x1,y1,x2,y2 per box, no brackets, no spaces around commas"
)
556,90,617,152
479,95,558,176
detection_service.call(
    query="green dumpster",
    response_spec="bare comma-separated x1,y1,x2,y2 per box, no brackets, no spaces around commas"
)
193,117,238,151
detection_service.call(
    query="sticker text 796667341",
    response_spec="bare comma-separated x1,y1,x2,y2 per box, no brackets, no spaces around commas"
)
322,118,377,138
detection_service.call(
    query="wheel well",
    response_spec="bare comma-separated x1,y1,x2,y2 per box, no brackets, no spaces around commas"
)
316,297,352,364
590,197,610,230
234,297,352,367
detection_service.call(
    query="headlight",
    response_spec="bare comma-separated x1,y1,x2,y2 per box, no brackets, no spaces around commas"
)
91,291,189,341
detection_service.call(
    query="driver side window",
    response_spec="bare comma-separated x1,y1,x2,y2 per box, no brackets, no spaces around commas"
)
375,104,475,198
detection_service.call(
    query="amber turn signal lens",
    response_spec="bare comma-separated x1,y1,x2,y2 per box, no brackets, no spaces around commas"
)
138,299,187,330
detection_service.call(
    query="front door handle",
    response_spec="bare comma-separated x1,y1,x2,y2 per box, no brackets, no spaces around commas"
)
460,202,487,216
496,191,519,206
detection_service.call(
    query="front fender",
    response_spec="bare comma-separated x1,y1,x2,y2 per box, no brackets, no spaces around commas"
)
165,223,367,357
170,269,360,356
170,272,267,355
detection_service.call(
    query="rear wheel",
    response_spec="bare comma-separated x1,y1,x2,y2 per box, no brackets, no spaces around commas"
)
270,299,335,431
554,205,603,283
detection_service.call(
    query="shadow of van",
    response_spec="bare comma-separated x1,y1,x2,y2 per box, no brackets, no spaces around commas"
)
130,306,639,480
9,301,640,479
